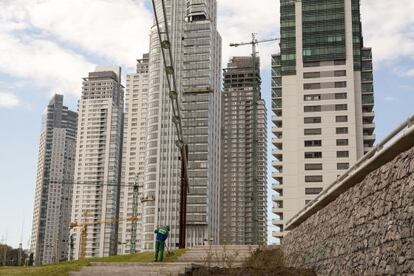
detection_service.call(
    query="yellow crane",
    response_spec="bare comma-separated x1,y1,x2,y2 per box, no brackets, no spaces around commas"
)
70,210,140,259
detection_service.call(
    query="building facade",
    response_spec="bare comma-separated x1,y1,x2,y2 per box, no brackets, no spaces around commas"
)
220,57,267,245
69,67,124,259
272,0,375,240
117,55,149,254
30,94,77,264
140,0,222,250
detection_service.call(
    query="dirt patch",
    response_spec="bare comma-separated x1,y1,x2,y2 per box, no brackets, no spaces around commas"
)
191,247,316,276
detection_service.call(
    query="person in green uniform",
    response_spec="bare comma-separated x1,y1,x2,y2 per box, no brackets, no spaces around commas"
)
154,225,170,262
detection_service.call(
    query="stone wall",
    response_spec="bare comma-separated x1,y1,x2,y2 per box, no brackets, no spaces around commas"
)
283,147,414,275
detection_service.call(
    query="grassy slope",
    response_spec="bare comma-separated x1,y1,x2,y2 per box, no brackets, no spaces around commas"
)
0,249,185,276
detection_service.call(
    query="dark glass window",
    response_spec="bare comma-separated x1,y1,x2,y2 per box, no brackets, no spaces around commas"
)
305,140,322,147
336,115,348,122
304,128,322,135
305,175,323,183
337,163,350,170
305,152,322,159
305,163,323,170
336,127,348,134
304,117,321,124
335,81,347,88
304,72,321,79
305,188,323,195
334,70,347,77
335,104,348,111
335,93,347,99
304,105,321,112
304,94,321,101
336,139,349,146
337,151,349,158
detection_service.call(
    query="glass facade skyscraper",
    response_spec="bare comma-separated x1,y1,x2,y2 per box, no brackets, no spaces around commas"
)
30,95,77,264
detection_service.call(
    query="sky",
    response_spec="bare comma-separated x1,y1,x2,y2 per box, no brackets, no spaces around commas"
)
0,0,413,248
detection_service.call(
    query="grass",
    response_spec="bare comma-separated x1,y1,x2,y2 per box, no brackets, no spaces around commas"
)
0,249,185,276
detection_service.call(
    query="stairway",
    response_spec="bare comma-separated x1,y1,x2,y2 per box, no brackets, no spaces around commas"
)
69,262,195,276
70,245,258,275
177,245,258,268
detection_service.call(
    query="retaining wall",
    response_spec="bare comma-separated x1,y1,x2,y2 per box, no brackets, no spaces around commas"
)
283,147,414,275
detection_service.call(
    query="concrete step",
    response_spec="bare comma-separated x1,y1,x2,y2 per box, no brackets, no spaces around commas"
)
69,262,194,276
175,245,258,268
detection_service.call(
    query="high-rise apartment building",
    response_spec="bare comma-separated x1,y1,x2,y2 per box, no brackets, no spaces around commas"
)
141,0,222,250
272,0,375,240
30,94,77,264
220,57,267,245
117,55,149,254
70,67,124,259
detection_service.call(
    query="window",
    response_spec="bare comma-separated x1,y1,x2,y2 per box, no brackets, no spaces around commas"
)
336,127,348,134
304,128,322,135
304,83,321,90
305,163,323,171
304,94,321,101
335,81,347,88
305,152,322,159
334,70,347,77
336,139,349,146
334,60,346,65
336,115,348,122
304,117,321,124
304,61,320,67
335,104,348,111
304,72,321,79
335,93,347,99
337,163,349,170
304,105,321,112
305,188,323,195
305,140,322,147
305,175,323,183
337,151,349,158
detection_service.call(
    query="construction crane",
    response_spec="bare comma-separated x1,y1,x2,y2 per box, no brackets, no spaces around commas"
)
129,174,142,254
230,34,279,244
70,210,140,259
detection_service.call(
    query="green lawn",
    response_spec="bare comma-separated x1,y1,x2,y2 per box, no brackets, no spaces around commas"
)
0,249,185,276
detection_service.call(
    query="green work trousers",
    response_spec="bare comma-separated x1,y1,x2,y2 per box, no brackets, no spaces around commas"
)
155,240,165,261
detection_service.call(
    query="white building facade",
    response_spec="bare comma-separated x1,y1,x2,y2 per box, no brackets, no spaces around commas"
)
69,68,124,259
117,55,149,254
272,0,375,240
140,0,222,250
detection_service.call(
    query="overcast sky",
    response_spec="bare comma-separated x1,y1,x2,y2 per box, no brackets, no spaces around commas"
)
0,0,413,247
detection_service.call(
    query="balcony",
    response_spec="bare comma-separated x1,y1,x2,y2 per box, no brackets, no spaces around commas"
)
272,126,282,133
363,123,375,132
272,231,285,238
272,115,282,126
363,111,375,118
272,149,283,160
272,207,284,214
363,134,376,141
272,193,284,201
272,183,283,192
364,146,375,153
272,138,283,149
272,171,283,180
272,218,285,226
272,160,283,169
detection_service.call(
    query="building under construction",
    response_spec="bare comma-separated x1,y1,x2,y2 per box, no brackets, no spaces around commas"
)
220,56,268,245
